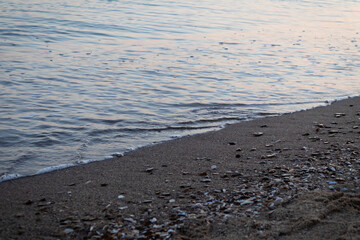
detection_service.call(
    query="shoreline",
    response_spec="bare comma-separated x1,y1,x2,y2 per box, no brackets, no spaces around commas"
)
0,97,347,183
1,96,360,239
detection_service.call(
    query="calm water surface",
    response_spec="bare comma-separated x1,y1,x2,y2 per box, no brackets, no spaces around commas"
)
1,0,359,178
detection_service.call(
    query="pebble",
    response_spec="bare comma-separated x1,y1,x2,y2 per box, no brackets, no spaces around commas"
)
124,218,136,224
327,181,337,185
25,200,33,205
200,179,212,183
63,228,74,234
334,113,346,118
118,195,125,199
253,132,264,137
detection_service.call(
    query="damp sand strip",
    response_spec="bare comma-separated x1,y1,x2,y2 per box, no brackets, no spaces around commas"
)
1,97,360,239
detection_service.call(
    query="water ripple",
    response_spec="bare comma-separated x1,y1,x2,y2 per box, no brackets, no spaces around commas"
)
0,0,359,177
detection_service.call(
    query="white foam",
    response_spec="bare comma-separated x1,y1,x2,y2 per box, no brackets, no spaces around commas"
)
36,163,75,174
0,173,22,182
77,159,98,165
170,135,182,139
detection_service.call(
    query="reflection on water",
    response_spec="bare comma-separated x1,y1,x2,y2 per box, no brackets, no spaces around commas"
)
0,0,359,177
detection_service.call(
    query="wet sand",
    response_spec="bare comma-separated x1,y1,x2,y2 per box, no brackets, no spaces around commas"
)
1,97,359,239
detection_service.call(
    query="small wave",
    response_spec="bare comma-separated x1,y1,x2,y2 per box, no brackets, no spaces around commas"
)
170,100,324,109
0,173,22,183
219,42,241,45
20,114,39,119
33,138,61,147
78,118,123,125
36,163,75,175
179,117,244,125
256,112,279,116
88,125,217,136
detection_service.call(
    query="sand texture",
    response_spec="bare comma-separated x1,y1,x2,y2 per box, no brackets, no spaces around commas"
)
1,97,360,239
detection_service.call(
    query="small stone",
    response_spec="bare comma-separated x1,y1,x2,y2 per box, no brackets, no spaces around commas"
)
145,167,154,173
15,213,25,218
63,228,74,234
236,148,242,152
311,152,321,157
327,181,337,185
25,200,33,205
231,172,241,177
178,211,186,216
118,195,125,199
223,208,232,214
239,198,255,205
143,200,152,204
211,165,217,170
112,153,124,157
200,179,211,183
274,197,283,205
169,199,175,203
124,217,136,224
199,171,208,176
253,132,263,137
334,113,346,118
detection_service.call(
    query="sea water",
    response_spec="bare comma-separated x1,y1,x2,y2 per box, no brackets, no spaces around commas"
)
0,0,359,178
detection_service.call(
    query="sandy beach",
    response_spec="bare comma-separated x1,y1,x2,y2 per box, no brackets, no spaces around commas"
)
1,96,359,239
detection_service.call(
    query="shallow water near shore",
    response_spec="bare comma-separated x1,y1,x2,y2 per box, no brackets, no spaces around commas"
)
0,0,360,178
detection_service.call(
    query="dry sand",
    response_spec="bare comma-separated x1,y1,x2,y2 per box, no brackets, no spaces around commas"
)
1,97,359,239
